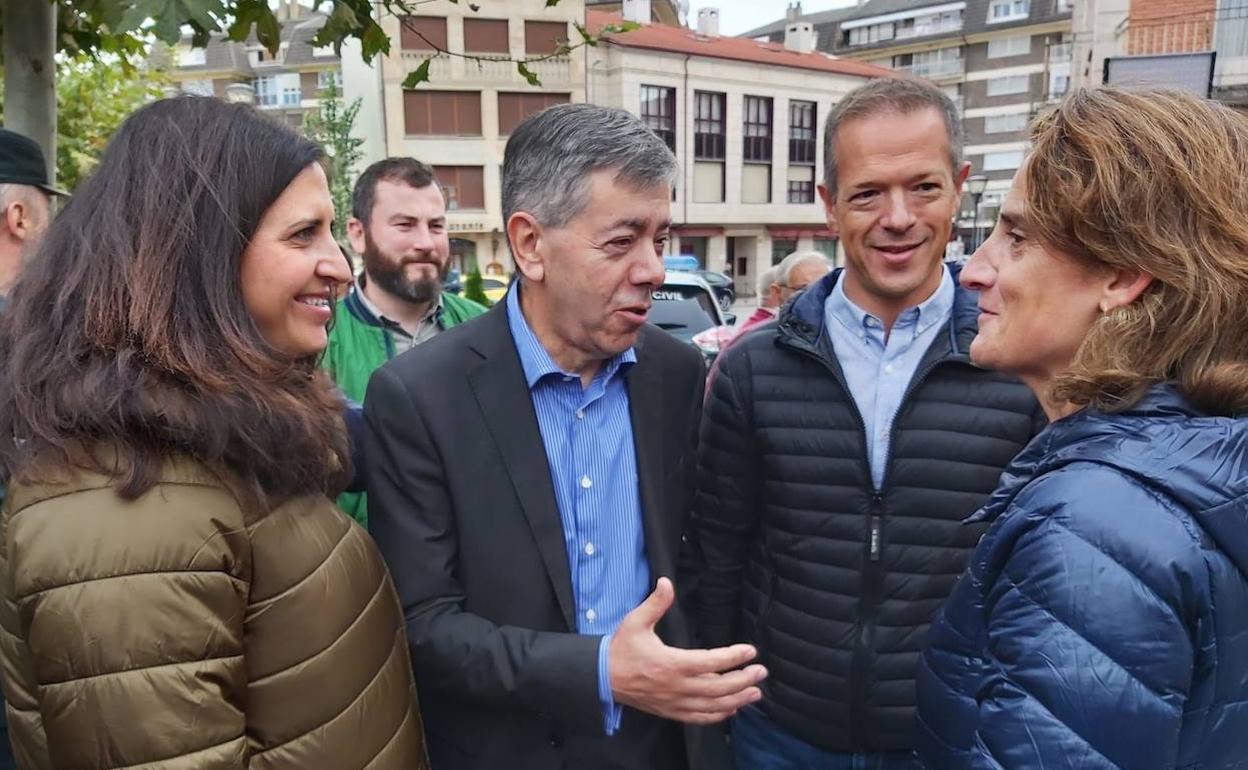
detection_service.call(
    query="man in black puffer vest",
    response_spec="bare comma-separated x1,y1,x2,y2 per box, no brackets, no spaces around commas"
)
693,79,1044,769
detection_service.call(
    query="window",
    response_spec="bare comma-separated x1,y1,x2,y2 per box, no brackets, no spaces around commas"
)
1049,72,1070,98
986,74,1030,96
743,95,773,163
788,100,816,165
988,0,1030,22
987,35,1031,58
433,166,485,210
771,239,797,265
787,166,815,204
465,18,510,54
984,112,1029,133
525,21,567,55
181,46,206,66
181,78,214,96
846,21,896,45
318,69,339,90
497,92,570,135
898,46,963,77
401,16,448,51
982,150,1024,171
404,90,482,135
253,76,277,107
694,91,725,160
640,85,677,152
248,48,272,66
281,75,301,106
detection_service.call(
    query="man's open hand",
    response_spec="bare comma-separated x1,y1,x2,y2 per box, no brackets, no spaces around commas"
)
608,577,767,725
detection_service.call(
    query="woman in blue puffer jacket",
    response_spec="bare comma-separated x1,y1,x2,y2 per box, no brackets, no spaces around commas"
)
916,87,1248,769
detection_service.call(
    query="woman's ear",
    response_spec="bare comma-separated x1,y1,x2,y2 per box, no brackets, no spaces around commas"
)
1100,269,1154,313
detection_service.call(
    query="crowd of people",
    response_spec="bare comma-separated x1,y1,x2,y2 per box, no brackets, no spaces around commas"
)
0,74,1243,770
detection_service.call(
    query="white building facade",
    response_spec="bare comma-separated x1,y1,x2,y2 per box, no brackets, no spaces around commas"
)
588,11,887,297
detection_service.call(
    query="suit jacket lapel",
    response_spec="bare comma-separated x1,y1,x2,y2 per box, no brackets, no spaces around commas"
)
467,306,577,631
628,329,676,584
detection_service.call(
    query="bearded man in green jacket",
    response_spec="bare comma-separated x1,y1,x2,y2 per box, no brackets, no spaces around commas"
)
324,158,487,525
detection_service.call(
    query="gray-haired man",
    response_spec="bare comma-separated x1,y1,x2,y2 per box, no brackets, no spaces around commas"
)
366,103,764,770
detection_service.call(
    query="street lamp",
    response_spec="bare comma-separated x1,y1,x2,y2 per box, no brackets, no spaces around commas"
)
965,173,989,253
224,83,256,105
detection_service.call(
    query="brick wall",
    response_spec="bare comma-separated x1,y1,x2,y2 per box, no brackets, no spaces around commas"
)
1127,0,1215,55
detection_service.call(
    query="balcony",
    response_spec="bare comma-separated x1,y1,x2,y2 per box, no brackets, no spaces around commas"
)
1049,42,1073,63
899,59,965,79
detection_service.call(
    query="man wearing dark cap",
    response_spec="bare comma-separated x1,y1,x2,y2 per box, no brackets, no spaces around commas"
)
0,127,64,302
0,127,61,769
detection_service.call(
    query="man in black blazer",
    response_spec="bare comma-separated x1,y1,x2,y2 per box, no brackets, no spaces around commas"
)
365,103,766,770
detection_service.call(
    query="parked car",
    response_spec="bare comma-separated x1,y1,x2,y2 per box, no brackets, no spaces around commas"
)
651,271,734,364
481,276,509,304
443,268,463,295
695,270,735,312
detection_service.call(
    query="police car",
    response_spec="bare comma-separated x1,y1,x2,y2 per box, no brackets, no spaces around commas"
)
651,257,734,363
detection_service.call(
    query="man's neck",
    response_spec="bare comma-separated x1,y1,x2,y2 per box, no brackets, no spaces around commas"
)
360,274,433,334
841,264,944,336
518,284,603,389
0,249,20,299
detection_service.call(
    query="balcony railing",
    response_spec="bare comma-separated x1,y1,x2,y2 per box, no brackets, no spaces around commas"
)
1049,42,1073,63
895,20,964,39
899,59,965,78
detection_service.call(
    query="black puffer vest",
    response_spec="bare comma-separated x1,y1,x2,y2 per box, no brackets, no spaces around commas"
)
694,264,1042,752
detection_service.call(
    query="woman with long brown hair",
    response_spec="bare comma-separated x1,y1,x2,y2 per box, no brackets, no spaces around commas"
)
916,87,1248,768
0,97,427,768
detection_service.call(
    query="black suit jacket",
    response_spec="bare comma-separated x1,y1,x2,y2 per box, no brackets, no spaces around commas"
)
365,302,708,770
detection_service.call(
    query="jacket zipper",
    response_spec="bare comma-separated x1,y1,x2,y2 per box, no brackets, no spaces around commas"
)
781,325,956,750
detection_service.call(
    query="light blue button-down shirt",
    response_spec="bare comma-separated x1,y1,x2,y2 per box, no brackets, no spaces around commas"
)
824,266,955,490
506,284,650,735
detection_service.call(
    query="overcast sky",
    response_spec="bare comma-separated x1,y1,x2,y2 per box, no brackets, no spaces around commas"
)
686,0,859,36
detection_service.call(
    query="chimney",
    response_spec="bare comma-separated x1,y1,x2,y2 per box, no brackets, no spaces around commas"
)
622,0,652,24
697,7,720,37
786,2,803,22
784,21,816,53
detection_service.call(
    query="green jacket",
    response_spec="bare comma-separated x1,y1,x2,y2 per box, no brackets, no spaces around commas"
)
323,285,487,525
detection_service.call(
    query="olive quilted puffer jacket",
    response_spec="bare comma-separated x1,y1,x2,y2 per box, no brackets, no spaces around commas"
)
0,457,428,769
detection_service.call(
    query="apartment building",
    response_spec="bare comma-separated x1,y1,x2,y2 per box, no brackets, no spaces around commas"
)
344,0,587,275
587,5,889,297
157,2,340,128
586,0,686,25
747,0,1073,248
1071,0,1248,109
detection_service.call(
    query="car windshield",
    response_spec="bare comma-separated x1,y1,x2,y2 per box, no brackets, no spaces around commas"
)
650,285,718,343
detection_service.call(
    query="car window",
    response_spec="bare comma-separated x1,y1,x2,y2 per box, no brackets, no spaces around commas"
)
650,285,718,343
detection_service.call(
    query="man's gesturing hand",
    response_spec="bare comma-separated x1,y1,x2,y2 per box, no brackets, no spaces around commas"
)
608,577,767,725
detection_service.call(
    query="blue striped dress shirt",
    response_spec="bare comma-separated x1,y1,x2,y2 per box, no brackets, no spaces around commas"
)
824,265,955,490
505,284,650,735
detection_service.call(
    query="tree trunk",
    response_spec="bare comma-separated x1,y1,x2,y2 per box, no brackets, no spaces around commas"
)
2,0,57,183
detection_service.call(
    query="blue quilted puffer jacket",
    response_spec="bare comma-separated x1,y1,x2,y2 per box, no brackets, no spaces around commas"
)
916,384,1248,769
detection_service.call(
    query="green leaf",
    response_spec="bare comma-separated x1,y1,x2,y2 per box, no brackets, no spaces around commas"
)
255,7,282,55
118,0,165,33
573,22,596,46
517,61,541,87
360,19,390,61
545,0,562,6
402,58,433,89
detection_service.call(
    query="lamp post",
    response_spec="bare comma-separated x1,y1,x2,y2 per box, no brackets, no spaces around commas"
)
965,173,989,253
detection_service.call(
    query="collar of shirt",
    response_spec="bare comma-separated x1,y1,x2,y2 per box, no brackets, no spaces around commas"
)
354,281,444,338
827,263,955,345
505,282,637,390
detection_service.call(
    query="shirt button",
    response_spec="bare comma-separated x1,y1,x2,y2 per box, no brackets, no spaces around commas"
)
584,542,595,555
580,475,592,489
585,608,596,622
575,409,585,420
884,364,894,374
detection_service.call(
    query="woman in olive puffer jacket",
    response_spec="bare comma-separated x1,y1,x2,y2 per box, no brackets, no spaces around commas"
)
0,97,428,769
